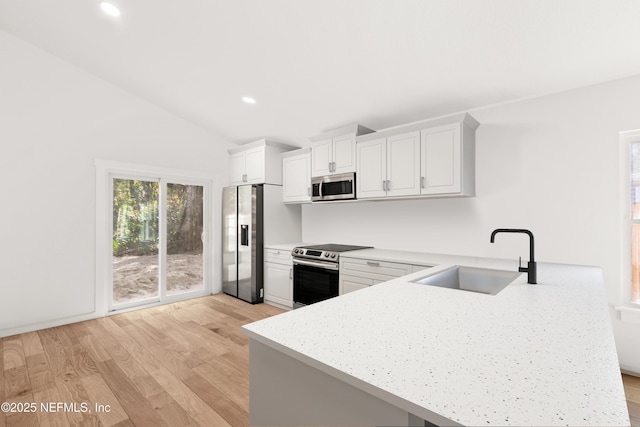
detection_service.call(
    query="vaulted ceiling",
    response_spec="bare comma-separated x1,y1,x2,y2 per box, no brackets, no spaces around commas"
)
2,0,640,145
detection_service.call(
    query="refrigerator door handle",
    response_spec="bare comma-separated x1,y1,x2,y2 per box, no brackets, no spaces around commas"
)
240,224,249,246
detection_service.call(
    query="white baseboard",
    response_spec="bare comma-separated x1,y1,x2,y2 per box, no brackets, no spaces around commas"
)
620,367,640,378
0,311,102,339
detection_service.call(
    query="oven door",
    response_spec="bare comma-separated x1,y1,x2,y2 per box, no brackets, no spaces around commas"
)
293,259,339,307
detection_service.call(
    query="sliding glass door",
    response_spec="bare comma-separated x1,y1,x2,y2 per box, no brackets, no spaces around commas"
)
166,183,205,296
110,176,207,311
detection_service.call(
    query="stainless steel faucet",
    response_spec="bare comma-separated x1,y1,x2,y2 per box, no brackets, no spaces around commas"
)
490,229,537,284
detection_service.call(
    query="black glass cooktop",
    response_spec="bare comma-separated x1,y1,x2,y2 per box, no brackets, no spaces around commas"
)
301,244,372,252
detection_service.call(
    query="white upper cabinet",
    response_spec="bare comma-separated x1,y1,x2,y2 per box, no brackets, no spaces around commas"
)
229,151,248,184
228,139,299,186
244,146,266,184
311,135,356,177
420,116,476,197
282,148,312,203
356,113,478,200
310,124,374,177
311,138,332,176
421,123,461,195
356,138,387,199
356,131,420,199
332,134,357,174
387,131,421,197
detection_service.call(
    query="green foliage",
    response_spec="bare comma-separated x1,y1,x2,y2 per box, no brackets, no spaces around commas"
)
113,179,159,257
112,179,204,257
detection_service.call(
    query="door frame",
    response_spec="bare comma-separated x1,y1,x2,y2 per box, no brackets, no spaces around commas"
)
95,159,215,315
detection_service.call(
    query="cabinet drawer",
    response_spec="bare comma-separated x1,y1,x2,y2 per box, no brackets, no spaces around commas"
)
340,258,412,281
265,248,293,265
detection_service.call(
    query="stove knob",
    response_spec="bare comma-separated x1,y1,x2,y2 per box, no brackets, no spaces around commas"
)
324,252,330,257
293,249,298,254
331,253,336,258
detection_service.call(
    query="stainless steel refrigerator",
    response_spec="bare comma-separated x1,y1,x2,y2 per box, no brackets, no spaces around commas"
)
222,184,301,303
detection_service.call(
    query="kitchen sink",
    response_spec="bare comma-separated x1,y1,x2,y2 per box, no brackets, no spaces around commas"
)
411,265,521,295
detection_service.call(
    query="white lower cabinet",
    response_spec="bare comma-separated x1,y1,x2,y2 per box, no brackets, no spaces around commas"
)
339,257,414,295
264,248,293,308
340,274,373,295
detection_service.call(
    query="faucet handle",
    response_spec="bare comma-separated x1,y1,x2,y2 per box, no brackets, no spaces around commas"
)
518,256,527,273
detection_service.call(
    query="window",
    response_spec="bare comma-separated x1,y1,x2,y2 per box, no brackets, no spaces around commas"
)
624,131,640,305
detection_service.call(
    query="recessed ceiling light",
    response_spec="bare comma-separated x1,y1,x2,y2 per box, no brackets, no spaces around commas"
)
100,2,121,17
242,97,256,105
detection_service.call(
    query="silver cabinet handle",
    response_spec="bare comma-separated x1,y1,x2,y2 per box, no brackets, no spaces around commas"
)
366,261,380,267
332,162,336,172
307,187,311,196
386,180,390,191
289,268,293,279
382,180,386,191
421,176,425,188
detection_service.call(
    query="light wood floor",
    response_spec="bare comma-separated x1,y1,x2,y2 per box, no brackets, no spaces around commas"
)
0,294,283,427
626,373,640,427
1,294,639,427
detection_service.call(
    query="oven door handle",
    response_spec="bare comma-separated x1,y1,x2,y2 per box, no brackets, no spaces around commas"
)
293,258,339,270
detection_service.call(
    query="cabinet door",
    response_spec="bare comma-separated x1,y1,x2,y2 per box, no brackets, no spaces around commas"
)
387,131,421,197
333,134,356,174
245,146,265,184
229,152,246,185
283,153,311,203
311,139,332,177
339,274,373,295
421,123,461,195
264,262,293,308
356,138,387,199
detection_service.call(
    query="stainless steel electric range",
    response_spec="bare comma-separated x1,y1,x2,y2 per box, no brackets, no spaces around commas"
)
291,244,372,308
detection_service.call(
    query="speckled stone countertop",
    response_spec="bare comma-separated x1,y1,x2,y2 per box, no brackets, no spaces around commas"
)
243,253,629,426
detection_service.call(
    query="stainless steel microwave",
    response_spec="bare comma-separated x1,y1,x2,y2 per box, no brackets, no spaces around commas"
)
311,172,356,202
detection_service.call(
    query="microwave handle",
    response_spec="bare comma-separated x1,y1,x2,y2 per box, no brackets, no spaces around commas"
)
319,179,323,199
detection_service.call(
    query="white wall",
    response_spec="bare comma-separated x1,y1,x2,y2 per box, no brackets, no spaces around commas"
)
0,31,233,336
302,75,640,373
